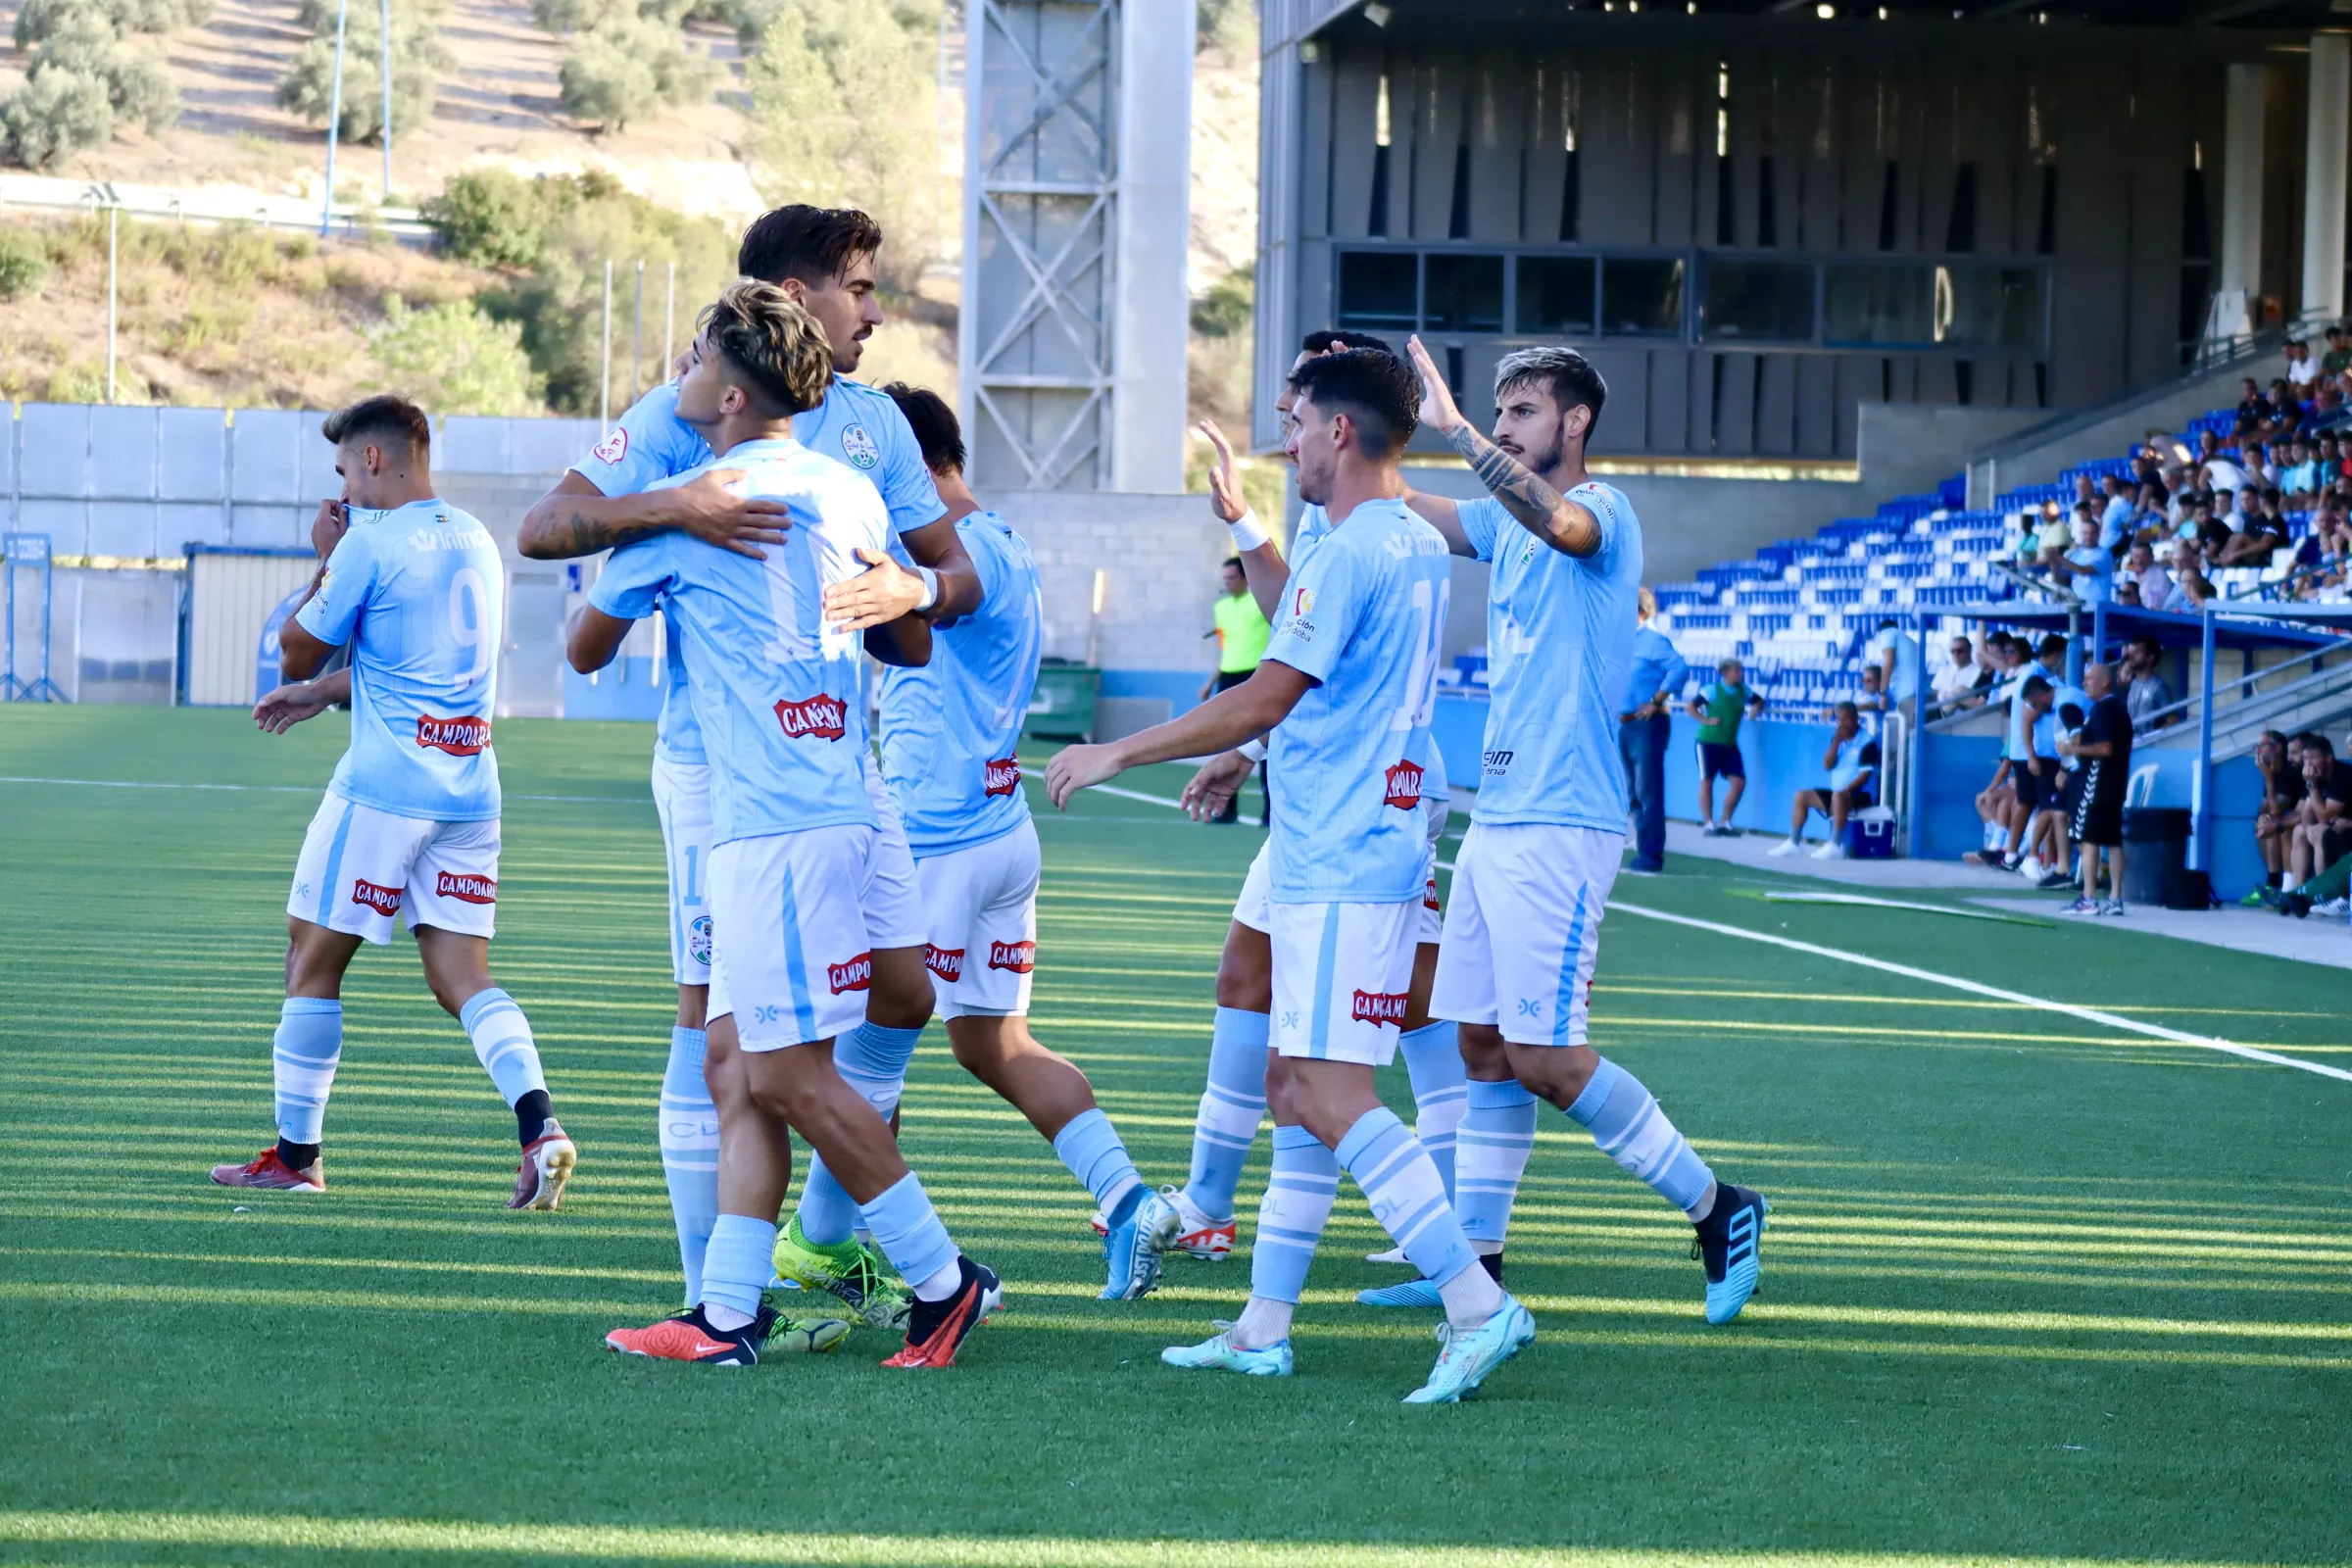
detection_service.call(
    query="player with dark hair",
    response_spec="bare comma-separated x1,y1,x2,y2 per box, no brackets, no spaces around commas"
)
1048,350,1536,1404
211,395,579,1210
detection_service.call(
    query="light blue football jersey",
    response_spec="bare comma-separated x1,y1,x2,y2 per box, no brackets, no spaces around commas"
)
588,437,891,847
296,499,503,822
573,376,948,768
879,511,1042,858
1260,498,1452,904
1290,503,1449,805
1456,485,1643,830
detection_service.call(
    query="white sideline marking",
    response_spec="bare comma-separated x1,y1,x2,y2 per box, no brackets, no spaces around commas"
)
1088,783,1189,810
0,775,645,806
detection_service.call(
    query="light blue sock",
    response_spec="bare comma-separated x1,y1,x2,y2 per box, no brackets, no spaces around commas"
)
700,1213,776,1320
1248,1125,1339,1305
795,1021,924,1247
271,998,343,1145
1052,1106,1144,1223
1398,1020,1468,1201
1456,1077,1539,1246
1336,1106,1476,1289
659,1026,718,1302
1182,1006,1269,1222
458,988,547,1106
1567,1056,1716,1214
859,1171,959,1298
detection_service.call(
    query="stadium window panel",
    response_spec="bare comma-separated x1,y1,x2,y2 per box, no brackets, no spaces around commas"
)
1425,253,1504,333
1601,256,1685,336
1824,263,1935,346
1516,255,1597,335
1337,251,1419,331
1700,259,1816,342
1940,266,2041,348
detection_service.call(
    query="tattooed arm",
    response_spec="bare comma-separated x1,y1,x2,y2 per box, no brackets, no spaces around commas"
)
517,469,793,561
1404,334,1603,559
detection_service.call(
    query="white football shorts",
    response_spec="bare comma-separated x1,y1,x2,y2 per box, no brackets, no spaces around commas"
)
916,821,1040,1021
1430,820,1622,1049
1233,792,1447,944
652,752,714,987
287,791,500,945
1268,897,1420,1067
863,761,925,951
707,824,879,1052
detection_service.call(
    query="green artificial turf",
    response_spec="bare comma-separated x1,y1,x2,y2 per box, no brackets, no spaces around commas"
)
1,707,2348,1567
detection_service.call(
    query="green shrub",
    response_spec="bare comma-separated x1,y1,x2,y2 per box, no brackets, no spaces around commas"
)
104,40,178,133
1,69,115,172
0,227,51,301
1193,267,1253,339
276,0,450,143
370,293,549,416
13,0,211,50
422,169,552,270
558,14,711,130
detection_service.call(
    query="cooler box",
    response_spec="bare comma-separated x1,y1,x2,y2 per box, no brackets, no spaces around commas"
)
1024,662,1101,742
1845,806,1897,859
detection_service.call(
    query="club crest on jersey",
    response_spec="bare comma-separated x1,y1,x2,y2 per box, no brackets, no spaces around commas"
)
416,715,490,756
435,871,496,905
987,940,1036,974
592,427,628,465
840,423,880,469
688,915,712,966
773,694,848,741
351,878,403,916
925,945,965,983
1383,759,1424,809
984,757,1021,797
1350,989,1409,1027
827,953,873,995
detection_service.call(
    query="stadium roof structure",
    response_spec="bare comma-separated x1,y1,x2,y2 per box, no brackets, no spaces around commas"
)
1938,601,2352,655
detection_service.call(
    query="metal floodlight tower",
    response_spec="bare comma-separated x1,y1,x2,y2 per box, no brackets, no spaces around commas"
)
959,0,1194,494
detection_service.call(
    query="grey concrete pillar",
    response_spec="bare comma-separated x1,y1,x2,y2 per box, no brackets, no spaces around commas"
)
1108,0,1195,493
2220,63,2267,310
2303,33,2349,323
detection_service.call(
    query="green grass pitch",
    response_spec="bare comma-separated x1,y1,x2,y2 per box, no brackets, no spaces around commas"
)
2,707,2349,1567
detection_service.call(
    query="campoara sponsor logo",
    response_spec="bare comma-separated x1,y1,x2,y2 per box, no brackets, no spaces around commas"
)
987,939,1036,974
773,694,848,741
924,945,965,983
351,878,404,916
416,715,490,756
1350,989,1409,1026
983,757,1021,797
826,953,873,995
1383,758,1423,809
435,871,497,905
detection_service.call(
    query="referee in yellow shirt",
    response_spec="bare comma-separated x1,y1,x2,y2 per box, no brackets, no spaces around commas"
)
1200,556,1270,824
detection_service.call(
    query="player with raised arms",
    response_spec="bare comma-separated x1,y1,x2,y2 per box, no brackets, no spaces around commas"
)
212,396,577,1209
580,282,1001,1369
517,206,966,1312
1047,350,1534,1403
1357,336,1770,1325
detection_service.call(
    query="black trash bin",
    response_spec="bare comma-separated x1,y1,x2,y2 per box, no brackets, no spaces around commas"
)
2121,807,2192,906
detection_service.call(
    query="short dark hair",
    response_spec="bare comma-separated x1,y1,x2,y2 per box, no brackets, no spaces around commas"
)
1288,349,1420,460
321,393,430,457
1223,555,1244,571
1493,346,1608,436
2021,674,2053,701
737,205,884,287
698,280,833,416
2300,731,2334,760
1834,699,1858,718
2259,728,2288,748
1302,328,1394,356
879,382,964,474
2037,634,2069,660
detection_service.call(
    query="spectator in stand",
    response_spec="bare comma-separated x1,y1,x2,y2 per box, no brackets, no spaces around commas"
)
2280,441,2322,498
2024,502,2072,569
2121,634,2177,730
2193,428,2230,489
2126,538,2171,607
2231,377,2271,438
2132,479,2169,543
2054,513,2114,602
2285,733,2351,899
1688,657,1764,837
1864,616,1919,721
2299,381,2345,439
1933,633,1988,714
1854,663,1887,730
2287,336,2321,389
2163,544,2215,612
2264,378,2304,441
2243,728,2305,906
2059,662,2133,915
1620,586,1688,876
1768,701,1879,861
2216,491,2289,567
2097,474,2134,553
2324,325,2352,376
2185,498,2230,558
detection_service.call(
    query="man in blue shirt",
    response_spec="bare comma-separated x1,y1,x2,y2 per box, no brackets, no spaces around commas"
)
1768,701,1880,858
213,396,577,1211
1621,587,1689,874
1047,349,1534,1404
573,282,1001,1372
1389,337,1770,1329
517,207,970,1309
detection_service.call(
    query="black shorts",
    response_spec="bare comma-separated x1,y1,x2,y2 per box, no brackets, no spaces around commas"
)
2055,766,2085,822
2072,758,2126,848
1698,741,1744,780
2012,763,2041,813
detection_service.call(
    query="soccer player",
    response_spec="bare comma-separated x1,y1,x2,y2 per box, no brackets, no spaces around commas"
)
211,395,577,1208
1048,350,1534,1403
517,205,969,1305
1160,330,1468,1273
1353,336,1770,1326
773,383,1178,1302
584,282,1000,1368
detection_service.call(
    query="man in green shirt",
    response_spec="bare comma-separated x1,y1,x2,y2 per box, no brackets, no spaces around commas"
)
1687,657,1765,836
1201,556,1270,823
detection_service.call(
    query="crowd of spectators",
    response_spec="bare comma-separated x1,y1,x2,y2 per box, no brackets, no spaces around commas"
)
2246,728,2352,915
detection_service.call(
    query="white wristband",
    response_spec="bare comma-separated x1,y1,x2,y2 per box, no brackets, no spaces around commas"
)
913,565,940,612
1238,736,1268,763
1227,508,1270,552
